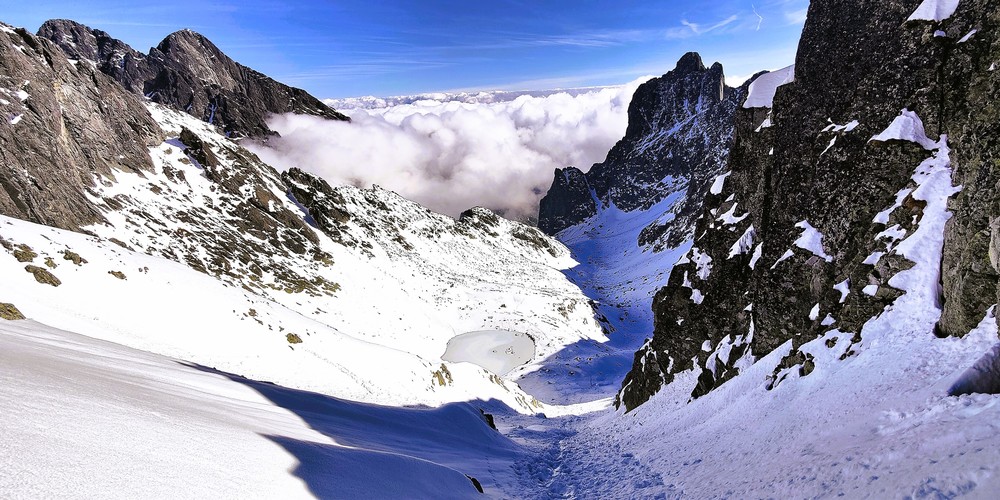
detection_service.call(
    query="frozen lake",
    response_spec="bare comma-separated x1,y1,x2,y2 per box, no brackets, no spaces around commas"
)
442,330,535,376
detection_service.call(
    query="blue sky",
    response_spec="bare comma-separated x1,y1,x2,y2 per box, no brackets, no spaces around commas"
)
5,0,808,98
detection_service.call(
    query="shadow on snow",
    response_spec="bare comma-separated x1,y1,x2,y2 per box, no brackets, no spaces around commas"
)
180,362,526,499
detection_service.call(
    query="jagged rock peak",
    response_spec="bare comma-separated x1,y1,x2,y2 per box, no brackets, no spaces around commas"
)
156,28,226,60
39,19,152,94
537,52,745,242
37,19,349,138
673,51,706,73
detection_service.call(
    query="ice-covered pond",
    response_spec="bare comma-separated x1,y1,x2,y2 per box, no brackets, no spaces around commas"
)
441,330,535,376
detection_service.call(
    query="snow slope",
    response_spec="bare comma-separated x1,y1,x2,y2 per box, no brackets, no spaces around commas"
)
0,319,514,498
0,214,547,413
518,191,691,405
0,101,607,414
502,105,1000,499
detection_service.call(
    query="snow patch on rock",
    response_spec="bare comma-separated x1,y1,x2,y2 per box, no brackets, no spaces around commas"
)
743,65,795,109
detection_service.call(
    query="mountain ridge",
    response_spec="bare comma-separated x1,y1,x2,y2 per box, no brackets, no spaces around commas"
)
38,19,348,138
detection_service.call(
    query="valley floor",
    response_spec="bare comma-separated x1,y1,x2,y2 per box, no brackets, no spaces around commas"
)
5,304,1000,499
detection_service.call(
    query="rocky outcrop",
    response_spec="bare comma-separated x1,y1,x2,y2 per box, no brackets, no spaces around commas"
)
537,52,745,246
537,167,596,235
618,0,1000,411
38,19,348,138
0,23,162,231
938,0,1000,337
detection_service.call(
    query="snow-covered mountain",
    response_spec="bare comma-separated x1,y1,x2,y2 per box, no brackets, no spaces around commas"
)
5,1,1000,497
0,21,606,416
617,0,1000,414
519,53,746,404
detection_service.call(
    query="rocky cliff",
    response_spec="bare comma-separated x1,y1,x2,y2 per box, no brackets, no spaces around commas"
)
38,19,348,138
538,52,745,249
618,0,1000,411
0,23,162,231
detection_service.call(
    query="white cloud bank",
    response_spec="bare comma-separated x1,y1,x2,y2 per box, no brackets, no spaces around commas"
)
248,78,648,221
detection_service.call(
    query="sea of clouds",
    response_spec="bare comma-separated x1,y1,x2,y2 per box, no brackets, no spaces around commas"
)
248,78,648,222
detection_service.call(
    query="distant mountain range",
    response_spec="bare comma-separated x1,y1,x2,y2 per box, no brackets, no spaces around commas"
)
325,86,620,111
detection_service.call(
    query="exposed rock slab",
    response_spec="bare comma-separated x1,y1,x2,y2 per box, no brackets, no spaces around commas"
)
0,23,162,231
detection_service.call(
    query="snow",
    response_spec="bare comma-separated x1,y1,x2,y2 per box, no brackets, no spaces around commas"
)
822,119,860,133
9,113,22,125
0,320,509,498
0,214,557,414
0,103,620,418
716,202,748,225
771,249,794,269
526,189,691,404
834,279,850,303
820,137,837,155
749,243,763,269
709,171,730,195
793,220,833,262
2,54,995,498
863,251,885,265
907,0,961,22
728,225,756,258
743,65,795,109
691,246,713,280
442,330,536,376
862,284,879,296
958,29,978,43
876,224,908,242
870,109,938,150
873,188,913,224
538,108,1000,498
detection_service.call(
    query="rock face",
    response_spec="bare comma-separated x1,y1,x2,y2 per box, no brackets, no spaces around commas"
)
38,19,348,138
538,52,745,247
938,0,1000,338
618,0,1000,411
35,19,154,94
0,23,162,231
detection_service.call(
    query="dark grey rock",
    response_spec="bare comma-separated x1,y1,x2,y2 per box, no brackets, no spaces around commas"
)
937,0,1000,337
537,167,596,235
0,23,162,231
618,0,1000,411
38,19,349,138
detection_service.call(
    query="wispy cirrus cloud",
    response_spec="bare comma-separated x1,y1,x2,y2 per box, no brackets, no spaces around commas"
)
665,14,740,39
